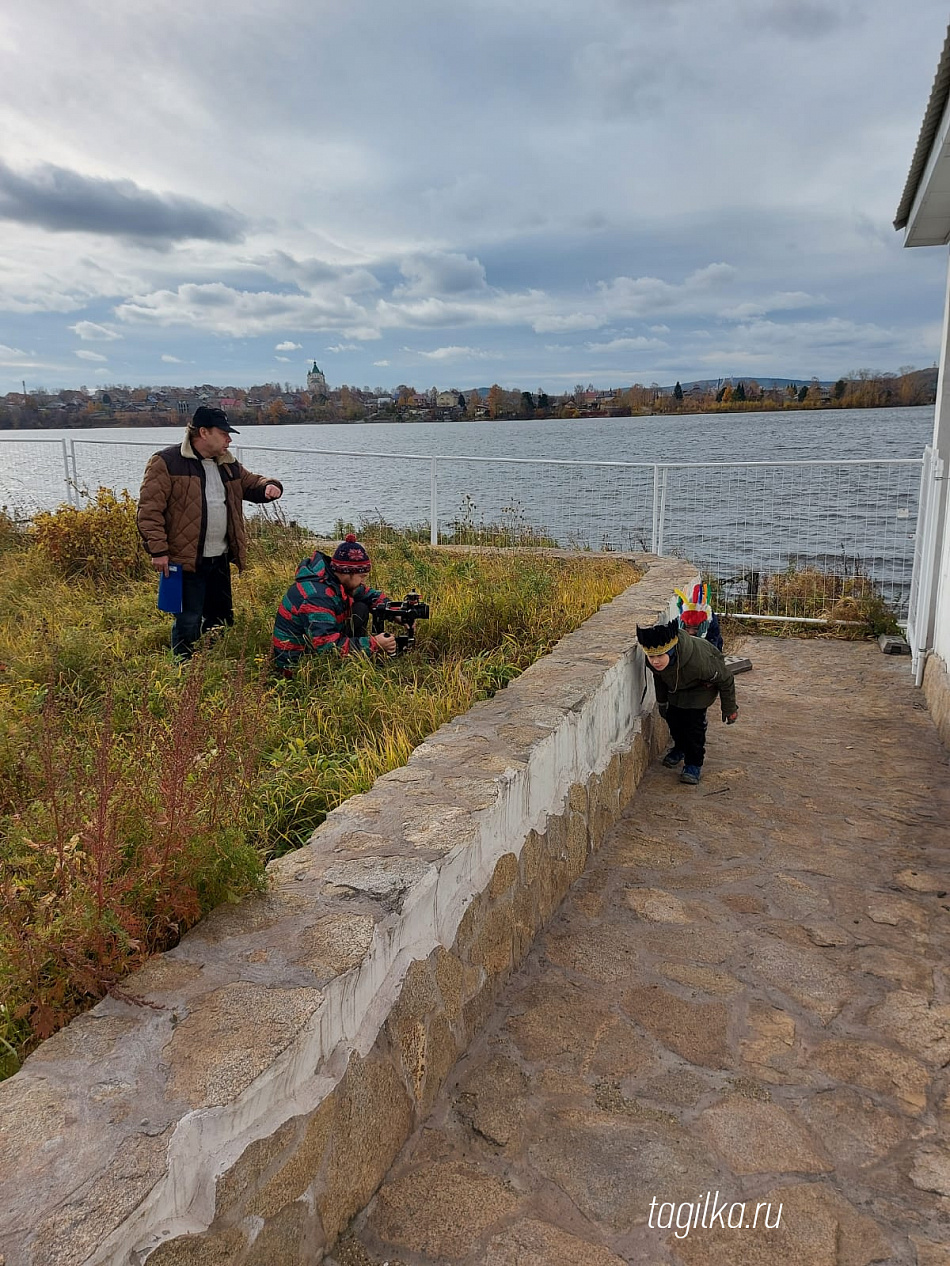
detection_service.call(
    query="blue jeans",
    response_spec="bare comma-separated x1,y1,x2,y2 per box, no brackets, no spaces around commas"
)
172,555,233,657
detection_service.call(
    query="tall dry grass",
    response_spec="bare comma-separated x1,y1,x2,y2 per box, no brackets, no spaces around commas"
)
0,499,638,1076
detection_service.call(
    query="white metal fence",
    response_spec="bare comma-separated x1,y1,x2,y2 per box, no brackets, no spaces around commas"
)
0,436,924,621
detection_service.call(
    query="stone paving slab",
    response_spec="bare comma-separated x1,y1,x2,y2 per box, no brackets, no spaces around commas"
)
332,636,950,1266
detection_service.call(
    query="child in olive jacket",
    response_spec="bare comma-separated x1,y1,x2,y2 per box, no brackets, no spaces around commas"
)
636,617,738,785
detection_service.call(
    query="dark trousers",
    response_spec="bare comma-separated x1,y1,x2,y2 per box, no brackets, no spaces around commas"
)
172,555,234,658
666,704,708,768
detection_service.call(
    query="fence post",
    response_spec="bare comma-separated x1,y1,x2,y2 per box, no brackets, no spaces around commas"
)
69,439,79,503
430,457,438,546
651,465,659,553
61,439,73,506
657,466,669,556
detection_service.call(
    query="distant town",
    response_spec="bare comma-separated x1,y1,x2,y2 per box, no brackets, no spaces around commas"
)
0,362,937,430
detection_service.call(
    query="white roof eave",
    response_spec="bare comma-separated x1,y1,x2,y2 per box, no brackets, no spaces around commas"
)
904,91,950,246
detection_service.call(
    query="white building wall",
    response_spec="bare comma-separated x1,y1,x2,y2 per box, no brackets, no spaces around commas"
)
933,520,950,662
929,252,950,663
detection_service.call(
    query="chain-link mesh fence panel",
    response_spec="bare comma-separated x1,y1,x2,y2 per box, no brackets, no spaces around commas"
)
234,445,435,539
69,439,159,501
0,439,73,515
655,460,921,619
429,457,658,550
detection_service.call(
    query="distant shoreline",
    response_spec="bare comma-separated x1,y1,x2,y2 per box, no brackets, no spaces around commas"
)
0,398,937,434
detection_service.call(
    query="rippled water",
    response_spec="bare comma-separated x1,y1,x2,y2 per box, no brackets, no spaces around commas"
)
0,406,934,614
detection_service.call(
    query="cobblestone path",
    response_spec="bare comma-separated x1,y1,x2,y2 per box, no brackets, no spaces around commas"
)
333,637,950,1266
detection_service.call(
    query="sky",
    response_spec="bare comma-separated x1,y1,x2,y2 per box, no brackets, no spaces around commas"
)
1,0,949,396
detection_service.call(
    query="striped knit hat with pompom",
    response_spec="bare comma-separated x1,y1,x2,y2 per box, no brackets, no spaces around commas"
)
331,533,372,573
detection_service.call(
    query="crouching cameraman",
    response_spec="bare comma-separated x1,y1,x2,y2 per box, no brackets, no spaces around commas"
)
272,534,398,671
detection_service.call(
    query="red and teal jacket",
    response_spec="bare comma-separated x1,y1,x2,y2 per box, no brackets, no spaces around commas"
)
272,551,389,668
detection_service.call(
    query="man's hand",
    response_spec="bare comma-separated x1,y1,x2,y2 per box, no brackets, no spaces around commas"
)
264,483,282,500
374,632,398,656
150,554,170,578
724,710,739,725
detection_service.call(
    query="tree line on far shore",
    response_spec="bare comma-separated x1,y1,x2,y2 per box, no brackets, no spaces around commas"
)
0,366,936,430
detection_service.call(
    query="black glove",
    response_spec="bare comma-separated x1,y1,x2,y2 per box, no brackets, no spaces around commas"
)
723,709,738,725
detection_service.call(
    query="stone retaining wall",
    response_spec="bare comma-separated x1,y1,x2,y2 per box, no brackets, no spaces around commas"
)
0,555,695,1266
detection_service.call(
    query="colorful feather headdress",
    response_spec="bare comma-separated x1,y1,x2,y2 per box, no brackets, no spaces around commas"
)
675,582,713,634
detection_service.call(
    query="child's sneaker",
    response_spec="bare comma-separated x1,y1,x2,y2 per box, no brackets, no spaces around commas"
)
661,748,684,768
680,765,702,785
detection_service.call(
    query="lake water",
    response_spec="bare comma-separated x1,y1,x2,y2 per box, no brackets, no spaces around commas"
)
0,406,934,614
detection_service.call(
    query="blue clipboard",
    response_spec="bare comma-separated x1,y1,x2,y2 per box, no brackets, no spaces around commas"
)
157,564,183,614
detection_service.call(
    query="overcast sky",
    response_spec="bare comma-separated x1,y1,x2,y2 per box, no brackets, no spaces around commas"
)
1,0,949,395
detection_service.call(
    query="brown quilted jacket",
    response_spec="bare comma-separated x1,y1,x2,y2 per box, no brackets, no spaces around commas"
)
136,434,282,572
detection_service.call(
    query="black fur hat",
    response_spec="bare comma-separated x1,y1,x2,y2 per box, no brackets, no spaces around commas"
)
636,617,679,657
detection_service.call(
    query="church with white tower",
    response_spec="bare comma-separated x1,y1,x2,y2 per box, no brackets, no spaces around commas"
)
306,361,328,398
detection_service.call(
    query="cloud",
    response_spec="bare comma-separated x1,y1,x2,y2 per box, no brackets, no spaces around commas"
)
69,320,123,341
692,315,910,372
99,252,891,385
275,340,302,351
416,345,489,361
276,355,290,362
747,0,849,38
719,291,823,319
690,263,737,288
0,343,31,364
161,354,184,363
585,335,669,352
75,349,107,361
0,160,248,243
395,252,488,297
115,282,381,339
532,313,603,333
373,359,390,366
253,251,381,295
596,264,738,320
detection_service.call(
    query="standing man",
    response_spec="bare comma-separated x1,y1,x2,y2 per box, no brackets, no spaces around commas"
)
137,406,283,657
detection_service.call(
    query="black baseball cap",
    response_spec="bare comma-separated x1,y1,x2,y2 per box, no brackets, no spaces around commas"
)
192,405,239,434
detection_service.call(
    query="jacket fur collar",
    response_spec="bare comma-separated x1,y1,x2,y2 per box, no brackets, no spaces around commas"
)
180,431,236,465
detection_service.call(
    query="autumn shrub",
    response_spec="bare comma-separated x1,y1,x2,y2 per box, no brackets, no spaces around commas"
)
0,516,639,1076
32,487,148,582
0,508,28,557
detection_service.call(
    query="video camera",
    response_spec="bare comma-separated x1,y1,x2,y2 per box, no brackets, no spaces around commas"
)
371,591,430,653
